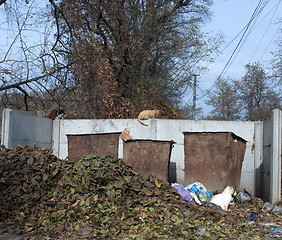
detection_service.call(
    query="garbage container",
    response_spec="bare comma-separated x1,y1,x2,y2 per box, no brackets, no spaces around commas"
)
67,132,121,162
183,132,246,191
123,139,175,181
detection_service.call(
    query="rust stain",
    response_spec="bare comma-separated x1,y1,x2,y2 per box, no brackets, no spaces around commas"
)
67,133,121,162
183,132,246,191
123,139,175,182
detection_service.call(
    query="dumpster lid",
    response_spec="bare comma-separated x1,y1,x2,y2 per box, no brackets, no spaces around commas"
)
125,139,176,144
67,132,121,136
182,131,247,143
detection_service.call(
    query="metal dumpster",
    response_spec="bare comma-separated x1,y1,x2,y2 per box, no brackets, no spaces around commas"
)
183,132,246,191
123,139,175,181
67,132,121,162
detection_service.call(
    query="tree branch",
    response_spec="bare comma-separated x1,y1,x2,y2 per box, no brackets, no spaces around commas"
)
0,65,69,91
15,86,29,111
49,0,74,49
0,0,7,6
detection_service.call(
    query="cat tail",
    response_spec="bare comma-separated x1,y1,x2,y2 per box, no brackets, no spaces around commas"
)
138,118,148,126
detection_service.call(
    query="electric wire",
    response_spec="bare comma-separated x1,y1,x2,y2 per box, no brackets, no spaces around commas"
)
259,22,282,62
200,0,279,80
186,1,280,107
221,1,269,53
196,0,272,101
250,0,281,62
197,0,278,100
218,0,271,79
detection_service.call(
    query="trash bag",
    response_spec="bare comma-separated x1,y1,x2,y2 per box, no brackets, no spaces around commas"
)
189,191,202,205
198,191,213,202
270,227,282,233
172,183,193,201
184,182,213,202
207,190,213,198
273,205,282,212
196,228,206,235
205,202,224,212
234,189,252,203
262,202,274,211
198,193,207,202
261,202,282,212
248,213,258,220
185,182,208,195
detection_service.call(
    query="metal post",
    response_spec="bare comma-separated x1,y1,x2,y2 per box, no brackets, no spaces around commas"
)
192,74,198,120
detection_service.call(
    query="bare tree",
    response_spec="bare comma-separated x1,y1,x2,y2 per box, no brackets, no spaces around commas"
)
0,0,221,119
0,0,71,112
0,0,7,6
51,0,221,118
271,23,282,86
206,77,242,120
239,63,281,121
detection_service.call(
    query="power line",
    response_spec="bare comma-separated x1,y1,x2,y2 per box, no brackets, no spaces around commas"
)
250,0,281,62
202,0,278,80
189,1,280,104
259,22,282,61
218,0,267,77
218,0,271,79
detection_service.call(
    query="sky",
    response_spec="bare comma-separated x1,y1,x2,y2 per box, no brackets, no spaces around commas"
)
195,0,281,116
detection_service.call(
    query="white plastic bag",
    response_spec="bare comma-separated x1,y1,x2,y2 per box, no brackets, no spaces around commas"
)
185,182,208,195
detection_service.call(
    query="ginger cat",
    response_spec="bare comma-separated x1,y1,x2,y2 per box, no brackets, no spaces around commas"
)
137,109,160,126
120,128,133,142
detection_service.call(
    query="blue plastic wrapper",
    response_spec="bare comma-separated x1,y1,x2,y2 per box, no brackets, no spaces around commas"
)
198,193,207,202
185,182,208,195
191,185,199,194
207,190,213,198
172,183,193,201
248,213,258,220
271,227,282,233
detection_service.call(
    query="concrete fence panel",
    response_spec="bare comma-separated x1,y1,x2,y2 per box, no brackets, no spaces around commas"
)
263,109,282,203
52,118,263,194
1,108,52,149
4,108,279,200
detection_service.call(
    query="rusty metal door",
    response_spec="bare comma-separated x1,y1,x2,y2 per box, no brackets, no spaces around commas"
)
67,132,120,162
183,132,246,191
123,139,175,181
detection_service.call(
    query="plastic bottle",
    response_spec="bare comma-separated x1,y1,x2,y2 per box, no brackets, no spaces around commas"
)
262,202,274,211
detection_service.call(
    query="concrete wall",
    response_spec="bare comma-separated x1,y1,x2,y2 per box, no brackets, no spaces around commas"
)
1,108,52,149
3,108,281,203
0,108,3,138
52,118,263,194
263,109,282,203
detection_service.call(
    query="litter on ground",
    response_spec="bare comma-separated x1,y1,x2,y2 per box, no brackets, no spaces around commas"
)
0,145,281,239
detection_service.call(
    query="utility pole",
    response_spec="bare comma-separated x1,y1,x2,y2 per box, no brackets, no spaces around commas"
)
192,74,199,120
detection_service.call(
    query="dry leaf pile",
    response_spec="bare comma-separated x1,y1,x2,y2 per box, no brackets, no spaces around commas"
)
0,145,281,239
